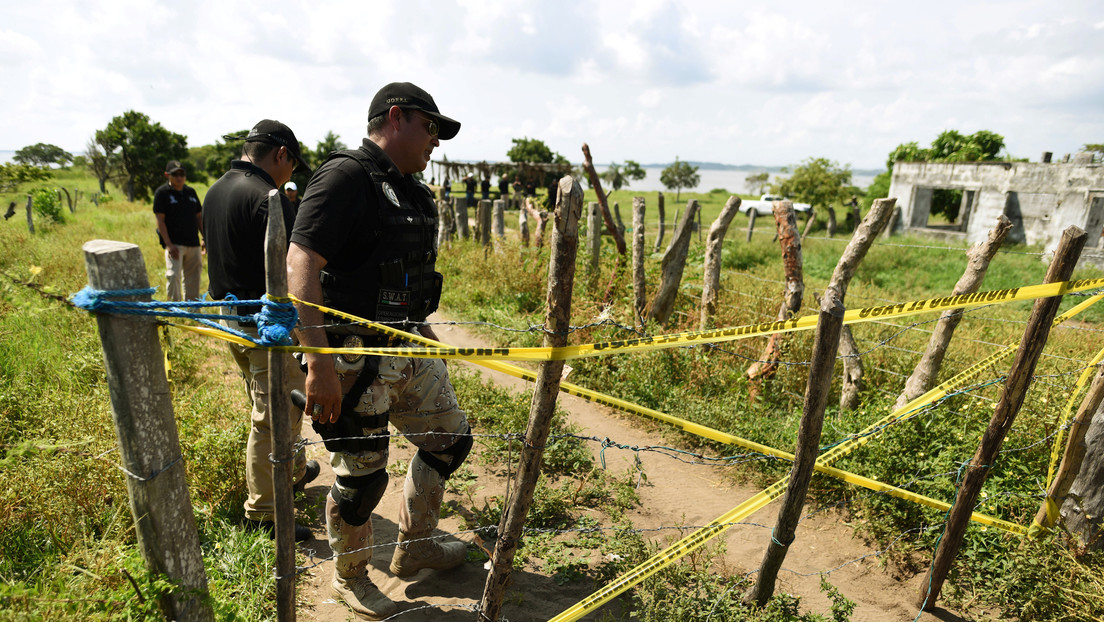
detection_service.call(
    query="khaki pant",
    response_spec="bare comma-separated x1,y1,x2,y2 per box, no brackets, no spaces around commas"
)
165,245,202,301
326,346,468,578
225,320,308,522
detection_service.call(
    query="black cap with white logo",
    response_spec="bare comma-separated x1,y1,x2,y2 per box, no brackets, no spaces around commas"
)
368,82,460,141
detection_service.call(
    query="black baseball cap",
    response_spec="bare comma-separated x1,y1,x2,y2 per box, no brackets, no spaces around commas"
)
165,160,185,173
243,120,311,174
368,82,461,141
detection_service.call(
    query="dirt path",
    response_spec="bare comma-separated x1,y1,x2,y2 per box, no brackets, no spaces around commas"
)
294,319,979,622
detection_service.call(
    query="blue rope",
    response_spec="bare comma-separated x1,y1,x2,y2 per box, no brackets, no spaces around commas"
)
70,287,297,347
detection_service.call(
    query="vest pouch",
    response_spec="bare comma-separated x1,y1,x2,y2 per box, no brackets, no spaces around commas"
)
423,271,443,318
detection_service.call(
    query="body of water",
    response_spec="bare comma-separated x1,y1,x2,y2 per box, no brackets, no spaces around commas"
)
598,165,878,195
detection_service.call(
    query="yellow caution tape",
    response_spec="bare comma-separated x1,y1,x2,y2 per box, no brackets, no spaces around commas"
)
548,293,1103,622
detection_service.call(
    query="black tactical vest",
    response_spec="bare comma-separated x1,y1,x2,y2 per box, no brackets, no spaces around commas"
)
318,148,442,324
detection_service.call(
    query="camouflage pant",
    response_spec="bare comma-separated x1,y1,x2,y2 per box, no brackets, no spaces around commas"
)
326,345,468,577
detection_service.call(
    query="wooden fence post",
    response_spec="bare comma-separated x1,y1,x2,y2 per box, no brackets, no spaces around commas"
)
82,240,214,622
493,199,505,239
437,199,454,246
580,143,626,255
883,205,899,239
918,225,1088,610
519,203,530,247
653,191,665,252
700,196,742,329
1034,362,1104,532
479,176,583,621
455,198,470,240
746,201,803,389
613,201,625,237
894,216,1013,410
826,206,836,237
587,202,601,272
800,207,816,241
25,195,34,233
649,200,699,325
264,190,297,622
480,199,493,247
746,209,757,243
745,198,895,607
632,196,647,327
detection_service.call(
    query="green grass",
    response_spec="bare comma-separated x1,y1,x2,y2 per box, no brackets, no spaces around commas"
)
4,168,1103,621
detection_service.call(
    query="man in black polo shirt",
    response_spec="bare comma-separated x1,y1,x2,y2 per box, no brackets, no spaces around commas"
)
288,82,468,620
204,120,318,542
153,161,203,301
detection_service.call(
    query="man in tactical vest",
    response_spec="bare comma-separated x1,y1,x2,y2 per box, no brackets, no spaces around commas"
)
287,83,467,620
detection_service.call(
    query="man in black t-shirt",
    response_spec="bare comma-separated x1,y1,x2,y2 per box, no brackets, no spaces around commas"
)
284,180,301,212
204,120,318,542
152,161,203,301
288,82,466,620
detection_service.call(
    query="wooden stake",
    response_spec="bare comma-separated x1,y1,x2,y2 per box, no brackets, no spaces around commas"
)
653,191,666,252
826,206,836,237
745,197,896,607
264,189,297,622
587,202,601,272
632,196,647,327
82,240,213,622
479,176,583,621
580,143,626,254
455,199,470,240
838,323,864,411
746,209,757,243
894,216,1013,410
1033,362,1104,532
746,201,804,388
700,196,742,329
649,200,699,325
917,225,1087,610
25,195,34,233
493,199,506,239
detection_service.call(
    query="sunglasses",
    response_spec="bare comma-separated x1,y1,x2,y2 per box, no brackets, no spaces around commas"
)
170,170,186,177
408,110,439,138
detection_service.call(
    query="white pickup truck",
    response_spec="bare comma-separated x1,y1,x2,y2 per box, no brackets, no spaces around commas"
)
742,195,812,217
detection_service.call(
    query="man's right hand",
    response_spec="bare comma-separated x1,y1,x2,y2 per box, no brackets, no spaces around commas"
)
167,243,180,260
304,354,343,424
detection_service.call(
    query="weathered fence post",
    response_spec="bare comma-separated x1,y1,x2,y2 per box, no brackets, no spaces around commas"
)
455,198,470,240
525,198,549,249
437,199,454,246
613,201,625,237
653,191,666,252
480,199,493,247
1034,361,1104,533
746,209,757,243
580,143,626,255
264,190,297,622
493,199,505,239
518,202,530,247
479,176,583,621
894,216,1013,410
800,207,816,241
838,321,864,411
746,201,803,390
883,205,899,239
587,202,601,272
632,196,647,327
825,206,836,237
1059,381,1104,550
917,225,1087,610
700,196,742,329
25,195,34,233
649,200,699,325
82,240,214,622
62,187,76,213
745,198,895,607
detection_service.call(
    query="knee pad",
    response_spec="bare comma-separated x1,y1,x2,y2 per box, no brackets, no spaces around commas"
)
331,470,388,526
416,426,473,479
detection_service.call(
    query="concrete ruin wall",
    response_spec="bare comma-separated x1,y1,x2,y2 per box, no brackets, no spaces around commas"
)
887,161,1104,262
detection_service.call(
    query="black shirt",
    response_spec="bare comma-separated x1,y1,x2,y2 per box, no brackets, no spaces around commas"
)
203,160,295,301
152,183,202,246
291,138,423,272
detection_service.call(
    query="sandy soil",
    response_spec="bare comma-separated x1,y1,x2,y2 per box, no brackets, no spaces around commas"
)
292,319,981,622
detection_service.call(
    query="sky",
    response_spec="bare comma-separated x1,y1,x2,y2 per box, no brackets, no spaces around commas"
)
2,0,1102,172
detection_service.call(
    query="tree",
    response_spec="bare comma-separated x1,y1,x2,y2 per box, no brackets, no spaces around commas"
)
745,172,770,196
884,130,1007,219
773,158,852,209
505,137,570,186
312,131,347,166
1083,143,1104,161
95,110,189,201
0,163,51,193
14,143,73,168
659,157,700,201
85,137,121,194
600,159,647,191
